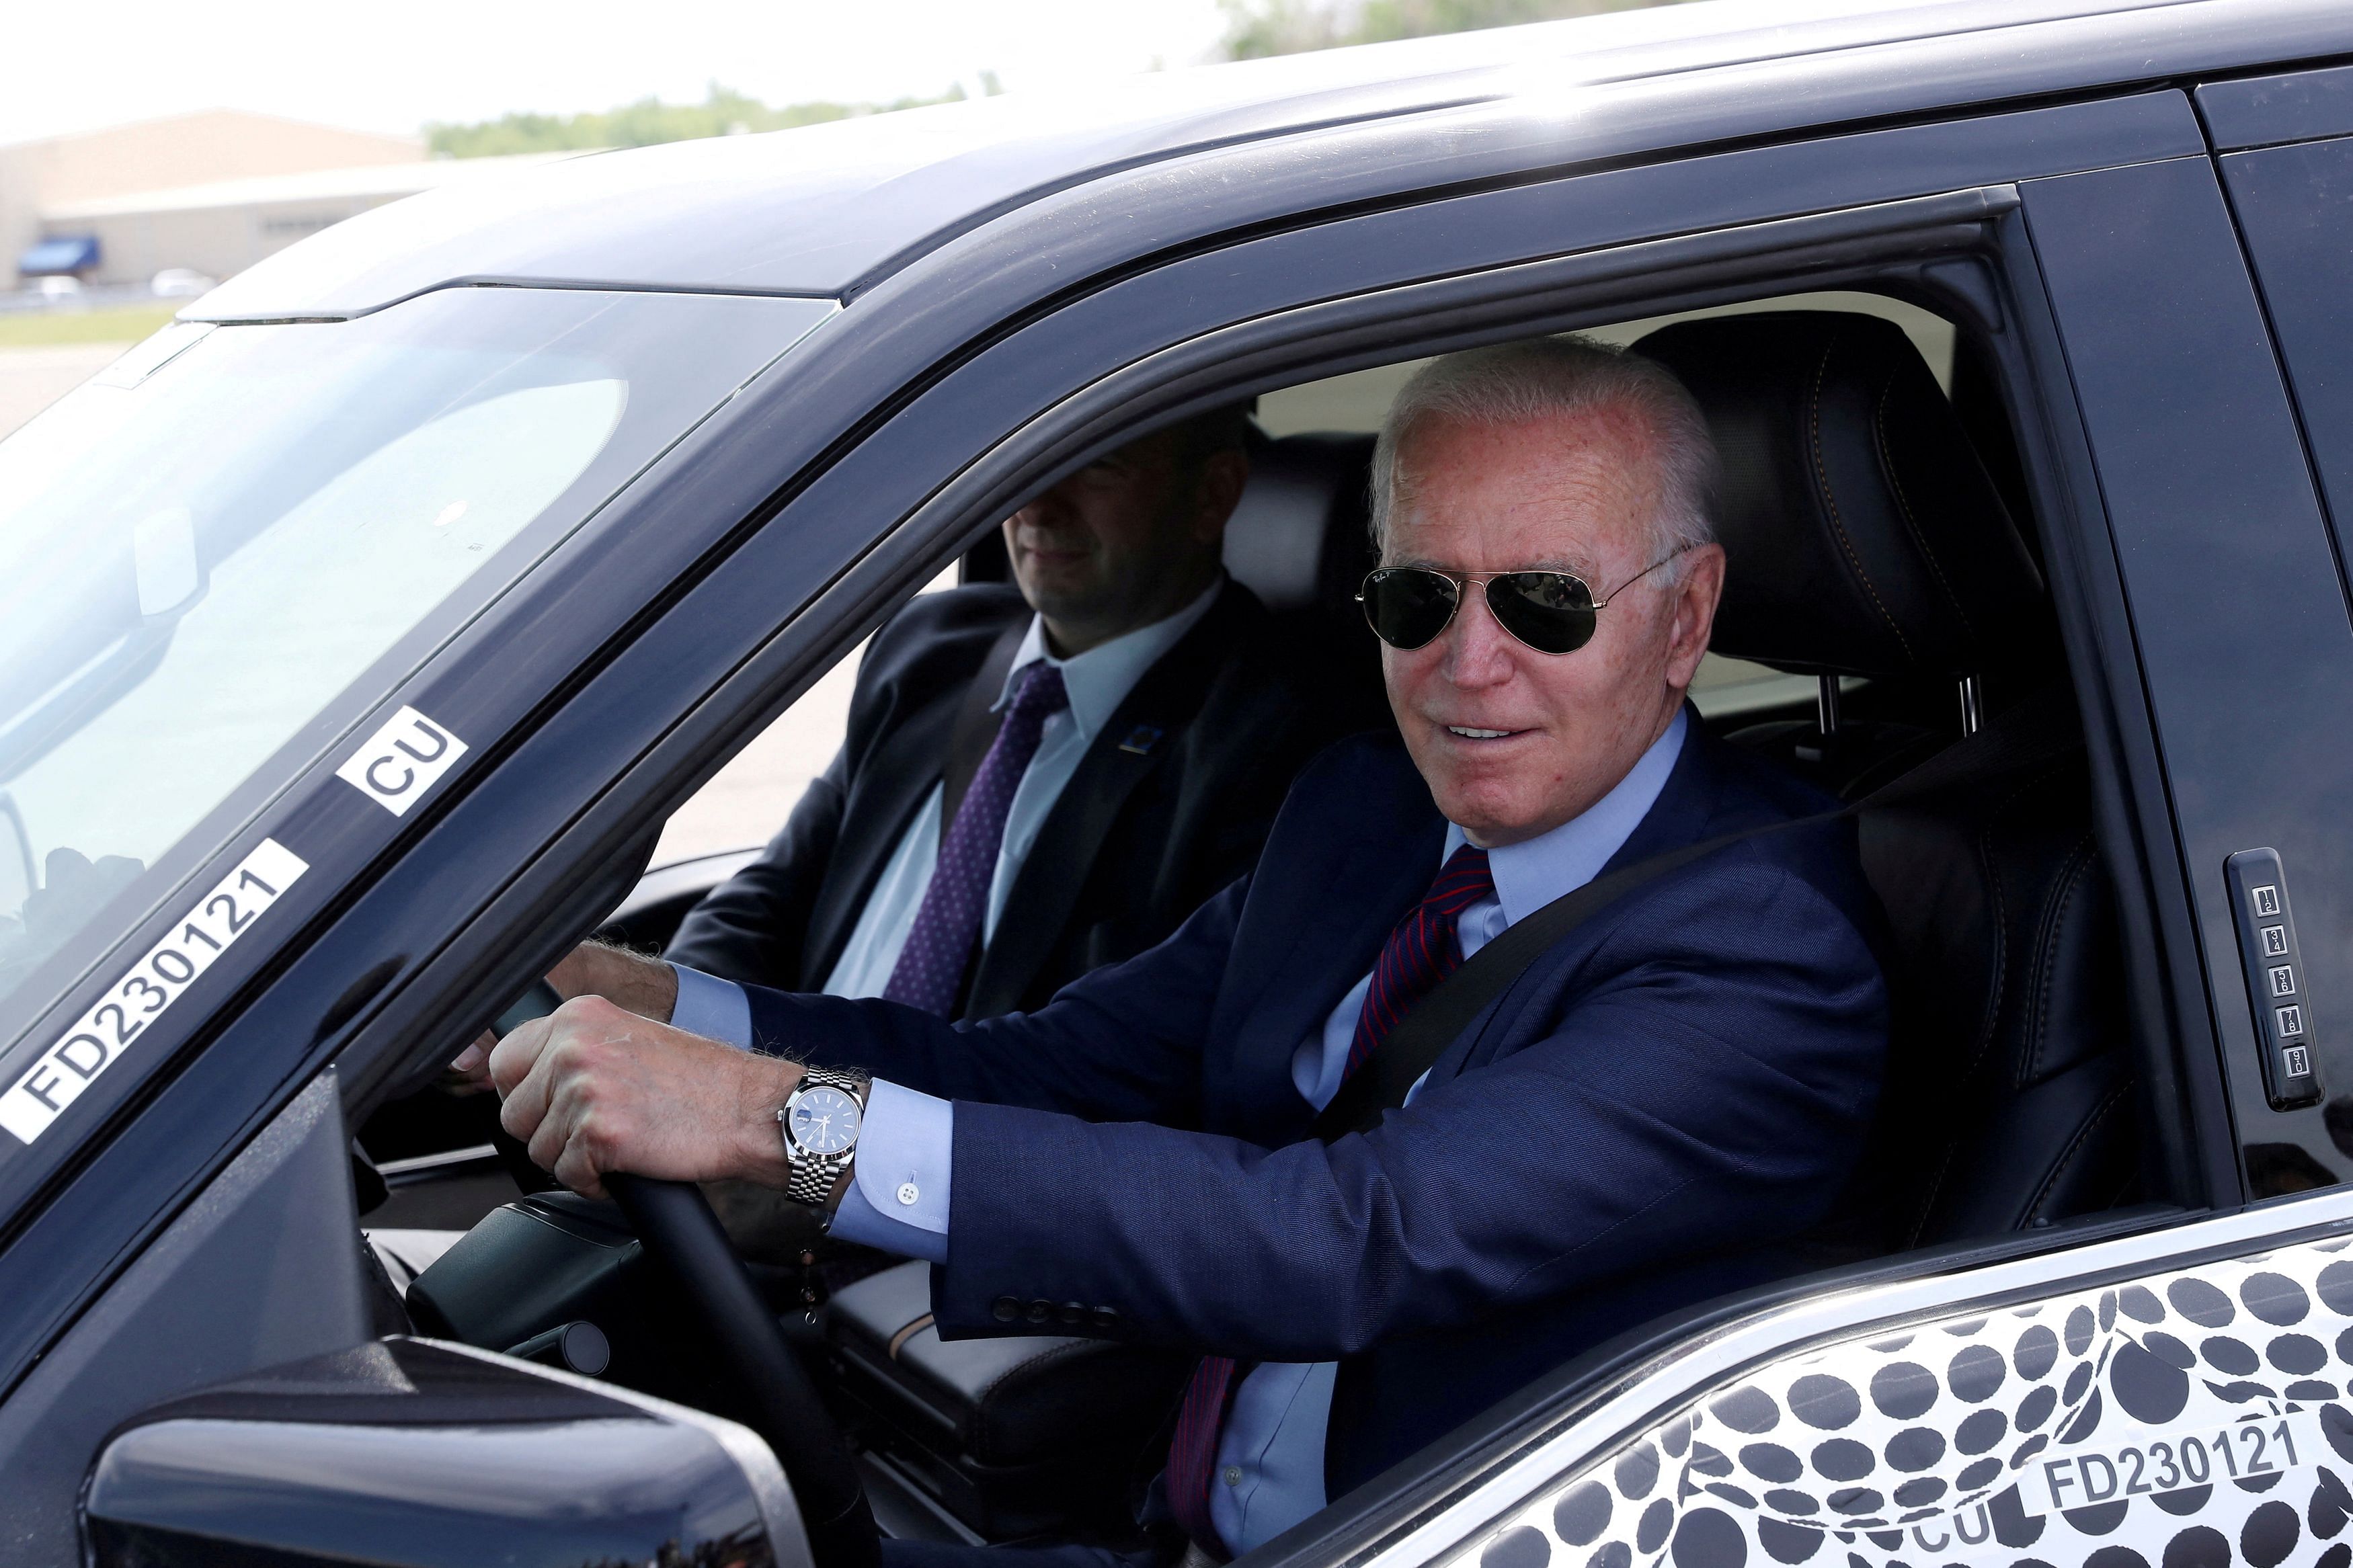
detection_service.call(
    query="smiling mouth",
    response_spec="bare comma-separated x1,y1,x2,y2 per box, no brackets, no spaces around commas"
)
1445,726,1523,740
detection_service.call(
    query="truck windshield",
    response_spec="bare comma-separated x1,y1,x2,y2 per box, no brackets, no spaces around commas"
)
0,288,830,1057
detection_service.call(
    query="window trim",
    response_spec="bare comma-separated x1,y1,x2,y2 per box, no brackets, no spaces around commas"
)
0,94,2222,1436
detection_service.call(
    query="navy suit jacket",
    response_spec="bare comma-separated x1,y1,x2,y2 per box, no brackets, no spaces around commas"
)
744,720,1888,1494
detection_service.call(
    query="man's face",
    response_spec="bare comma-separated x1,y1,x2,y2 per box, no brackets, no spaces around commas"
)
1382,407,1725,848
1004,429,1246,653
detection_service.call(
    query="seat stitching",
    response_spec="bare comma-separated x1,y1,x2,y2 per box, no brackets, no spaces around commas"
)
2024,840,2098,1087
1972,758,2073,1091
967,1335,1107,1456
1903,1139,1965,1252
2022,1077,2132,1223
888,1313,936,1360
1810,340,1916,665
1967,819,2010,1089
1873,377,1977,643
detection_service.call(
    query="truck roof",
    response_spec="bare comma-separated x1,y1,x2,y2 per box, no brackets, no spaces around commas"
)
193,0,2350,321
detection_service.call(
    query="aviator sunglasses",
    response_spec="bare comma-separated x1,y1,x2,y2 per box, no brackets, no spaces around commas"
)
1357,550,1688,655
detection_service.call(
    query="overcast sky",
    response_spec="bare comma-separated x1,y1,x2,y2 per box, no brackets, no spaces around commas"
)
0,0,1236,145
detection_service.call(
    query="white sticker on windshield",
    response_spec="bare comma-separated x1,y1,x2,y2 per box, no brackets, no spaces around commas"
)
335,706,469,817
0,839,307,1146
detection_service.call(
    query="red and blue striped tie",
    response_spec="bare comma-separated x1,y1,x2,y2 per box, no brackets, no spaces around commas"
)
1165,842,1494,1556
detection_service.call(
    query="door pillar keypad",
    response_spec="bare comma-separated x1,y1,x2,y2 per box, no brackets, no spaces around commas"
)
2225,848,2322,1108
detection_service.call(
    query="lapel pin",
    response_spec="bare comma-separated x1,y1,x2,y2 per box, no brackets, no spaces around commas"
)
1118,725,1164,756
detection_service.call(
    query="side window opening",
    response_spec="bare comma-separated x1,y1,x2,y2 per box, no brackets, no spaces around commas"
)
352,276,2154,1561
366,278,2139,1260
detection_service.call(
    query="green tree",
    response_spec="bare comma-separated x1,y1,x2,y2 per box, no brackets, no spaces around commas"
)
1220,0,1683,59
426,81,969,159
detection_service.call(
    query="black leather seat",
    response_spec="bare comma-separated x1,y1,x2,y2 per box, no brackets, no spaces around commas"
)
1635,311,2137,1247
828,1257,1187,1539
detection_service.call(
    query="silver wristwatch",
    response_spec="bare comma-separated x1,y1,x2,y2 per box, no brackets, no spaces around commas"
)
778,1066,871,1210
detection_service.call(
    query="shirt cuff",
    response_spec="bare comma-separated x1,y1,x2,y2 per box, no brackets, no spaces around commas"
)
826,1079,952,1264
668,964,752,1049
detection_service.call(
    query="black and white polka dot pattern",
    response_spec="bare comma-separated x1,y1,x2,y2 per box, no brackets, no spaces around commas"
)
1462,1237,2353,1568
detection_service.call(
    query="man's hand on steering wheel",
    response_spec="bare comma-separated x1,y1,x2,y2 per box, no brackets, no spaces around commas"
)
485,996,805,1200
448,941,682,1086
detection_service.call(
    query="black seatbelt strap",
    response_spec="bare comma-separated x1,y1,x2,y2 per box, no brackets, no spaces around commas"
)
1310,811,1847,1141
939,620,1029,832
1303,695,2094,1143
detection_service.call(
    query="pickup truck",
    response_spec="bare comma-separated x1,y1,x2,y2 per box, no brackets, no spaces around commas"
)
3,2,2353,1565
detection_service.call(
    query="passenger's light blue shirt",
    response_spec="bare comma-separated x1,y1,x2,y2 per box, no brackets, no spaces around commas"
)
672,707,1689,1557
822,579,1222,999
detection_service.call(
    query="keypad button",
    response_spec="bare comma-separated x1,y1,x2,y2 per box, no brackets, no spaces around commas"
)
2227,849,2323,1109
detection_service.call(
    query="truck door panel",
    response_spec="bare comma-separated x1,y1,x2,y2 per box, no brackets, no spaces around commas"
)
2215,132,2353,614
1400,1190,2353,1568
2021,156,2353,1197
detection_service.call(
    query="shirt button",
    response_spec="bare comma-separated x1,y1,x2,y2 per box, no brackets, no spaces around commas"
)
991,1296,1021,1323
1027,1299,1053,1324
897,1182,920,1206
1223,1466,1243,1486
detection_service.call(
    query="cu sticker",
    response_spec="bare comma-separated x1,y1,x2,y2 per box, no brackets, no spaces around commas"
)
336,706,470,817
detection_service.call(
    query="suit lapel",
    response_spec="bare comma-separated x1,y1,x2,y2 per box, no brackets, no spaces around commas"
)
1215,743,1445,1145
1595,707,1727,876
800,610,1031,985
965,583,1255,1018
1417,708,1728,1087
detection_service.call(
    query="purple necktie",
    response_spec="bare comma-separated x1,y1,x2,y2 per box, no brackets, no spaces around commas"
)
1166,843,1495,1556
883,661,1070,1016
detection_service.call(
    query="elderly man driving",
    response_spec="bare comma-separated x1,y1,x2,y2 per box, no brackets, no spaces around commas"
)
489,337,1889,1567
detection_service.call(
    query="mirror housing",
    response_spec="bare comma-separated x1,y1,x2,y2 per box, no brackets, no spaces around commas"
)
83,1337,808,1568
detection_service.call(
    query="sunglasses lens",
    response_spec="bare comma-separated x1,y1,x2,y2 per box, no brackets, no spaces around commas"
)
1486,572,1598,655
1360,570,1459,650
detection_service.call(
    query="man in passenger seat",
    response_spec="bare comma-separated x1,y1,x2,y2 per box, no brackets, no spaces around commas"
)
485,338,1891,1568
666,405,1358,1023
643,408,1369,1253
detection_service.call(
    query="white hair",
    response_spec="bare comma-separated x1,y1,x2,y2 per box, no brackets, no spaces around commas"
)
1369,335,1719,579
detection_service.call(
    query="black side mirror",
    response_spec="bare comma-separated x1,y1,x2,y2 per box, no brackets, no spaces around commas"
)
83,1337,809,1568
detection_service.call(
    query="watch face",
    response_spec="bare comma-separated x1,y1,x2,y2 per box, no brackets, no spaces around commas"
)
789,1085,861,1155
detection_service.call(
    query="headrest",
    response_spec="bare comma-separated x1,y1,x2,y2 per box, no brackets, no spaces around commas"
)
1632,313,2048,680
1222,431,1375,614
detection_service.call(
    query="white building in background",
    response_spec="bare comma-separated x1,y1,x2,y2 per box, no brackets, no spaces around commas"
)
0,110,572,290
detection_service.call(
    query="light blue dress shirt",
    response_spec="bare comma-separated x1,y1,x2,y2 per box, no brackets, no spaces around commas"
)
674,702,1691,1557
671,578,1222,1251
822,579,1224,999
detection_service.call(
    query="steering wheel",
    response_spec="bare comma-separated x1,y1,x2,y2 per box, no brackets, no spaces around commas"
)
488,985,879,1568
607,1175,879,1568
